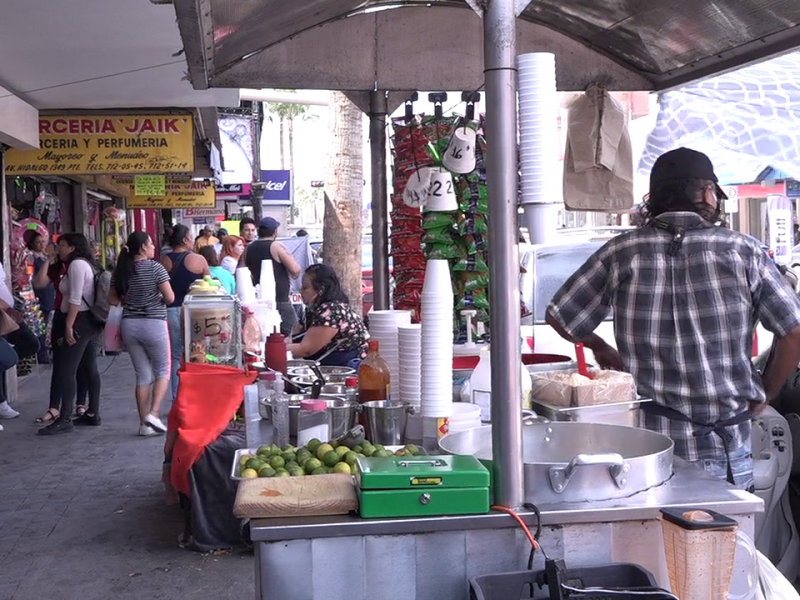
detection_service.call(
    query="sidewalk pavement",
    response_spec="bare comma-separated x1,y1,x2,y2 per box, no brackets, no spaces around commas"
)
0,355,254,600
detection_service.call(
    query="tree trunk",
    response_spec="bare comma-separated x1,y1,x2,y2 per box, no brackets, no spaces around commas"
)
323,91,363,314
279,116,286,170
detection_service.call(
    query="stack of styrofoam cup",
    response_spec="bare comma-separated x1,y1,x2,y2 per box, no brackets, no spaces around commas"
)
421,260,454,419
367,309,412,397
236,267,257,305
259,259,277,309
449,402,482,433
516,52,558,207
398,324,422,406
425,168,459,212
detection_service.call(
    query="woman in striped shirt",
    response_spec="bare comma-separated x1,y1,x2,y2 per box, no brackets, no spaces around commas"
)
110,232,175,436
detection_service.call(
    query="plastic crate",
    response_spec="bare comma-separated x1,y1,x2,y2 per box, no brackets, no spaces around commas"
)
470,564,673,600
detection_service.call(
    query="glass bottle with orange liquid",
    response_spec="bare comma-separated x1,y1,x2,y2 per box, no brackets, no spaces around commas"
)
358,340,391,403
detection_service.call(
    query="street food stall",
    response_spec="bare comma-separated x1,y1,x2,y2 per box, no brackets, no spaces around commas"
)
165,0,800,597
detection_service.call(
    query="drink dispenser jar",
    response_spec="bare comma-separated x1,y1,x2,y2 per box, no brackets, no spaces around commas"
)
182,292,243,368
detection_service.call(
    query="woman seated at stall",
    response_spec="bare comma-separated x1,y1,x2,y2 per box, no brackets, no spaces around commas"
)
287,264,368,367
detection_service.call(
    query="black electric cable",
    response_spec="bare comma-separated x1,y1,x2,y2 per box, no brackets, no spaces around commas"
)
522,502,546,598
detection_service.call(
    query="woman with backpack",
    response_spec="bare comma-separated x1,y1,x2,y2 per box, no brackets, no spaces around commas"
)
38,233,103,435
110,232,175,436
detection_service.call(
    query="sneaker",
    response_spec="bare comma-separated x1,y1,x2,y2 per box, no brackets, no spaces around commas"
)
138,424,161,437
74,413,102,426
0,423,4,431
145,413,167,433
0,401,20,419
38,419,74,435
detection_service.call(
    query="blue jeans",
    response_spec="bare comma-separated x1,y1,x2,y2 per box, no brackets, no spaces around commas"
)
687,443,753,490
167,307,183,399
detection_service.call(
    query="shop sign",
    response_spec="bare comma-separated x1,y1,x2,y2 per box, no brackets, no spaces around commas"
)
4,115,195,175
785,180,800,198
260,170,292,201
182,202,226,218
127,181,215,209
767,194,793,266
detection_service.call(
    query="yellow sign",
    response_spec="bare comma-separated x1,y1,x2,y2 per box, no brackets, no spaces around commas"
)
134,175,166,197
127,181,215,209
5,114,195,175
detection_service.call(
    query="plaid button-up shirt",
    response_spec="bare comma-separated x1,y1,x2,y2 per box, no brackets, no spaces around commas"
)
547,212,800,463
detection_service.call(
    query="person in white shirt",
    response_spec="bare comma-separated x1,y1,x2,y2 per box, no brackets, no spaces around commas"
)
38,233,103,436
0,261,40,428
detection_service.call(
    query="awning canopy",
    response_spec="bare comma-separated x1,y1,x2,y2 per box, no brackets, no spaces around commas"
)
174,0,800,93
639,51,800,184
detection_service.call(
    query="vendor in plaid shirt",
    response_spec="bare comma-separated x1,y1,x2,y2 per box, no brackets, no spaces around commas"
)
546,147,800,490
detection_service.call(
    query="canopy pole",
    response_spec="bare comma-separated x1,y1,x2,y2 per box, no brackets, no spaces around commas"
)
369,90,391,310
484,0,524,509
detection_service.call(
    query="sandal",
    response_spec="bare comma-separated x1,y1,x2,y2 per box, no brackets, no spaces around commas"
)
75,405,87,417
34,408,59,424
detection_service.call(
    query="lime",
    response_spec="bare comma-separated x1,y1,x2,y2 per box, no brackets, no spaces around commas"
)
258,466,276,478
241,468,258,479
274,468,290,478
352,444,363,454
332,462,352,475
344,451,359,466
281,451,296,464
257,445,271,455
350,463,359,475
335,446,350,458
330,439,339,449
322,451,340,468
269,455,285,470
311,466,328,475
394,448,409,457
245,458,263,471
239,454,253,465
374,444,385,452
285,461,300,471
376,449,393,458
288,465,305,477
304,457,322,474
270,443,282,455
404,444,420,456
281,444,295,452
316,443,335,461
296,448,312,461
361,445,376,457
306,438,322,454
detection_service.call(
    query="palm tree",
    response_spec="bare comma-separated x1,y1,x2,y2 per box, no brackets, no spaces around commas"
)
323,91,363,313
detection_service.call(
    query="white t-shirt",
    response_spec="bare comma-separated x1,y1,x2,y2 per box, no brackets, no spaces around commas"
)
59,259,95,313
221,256,238,274
0,263,13,307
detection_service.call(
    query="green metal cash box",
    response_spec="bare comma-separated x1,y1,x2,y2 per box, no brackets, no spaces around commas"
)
356,455,490,518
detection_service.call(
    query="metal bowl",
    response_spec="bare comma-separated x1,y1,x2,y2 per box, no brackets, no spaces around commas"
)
290,374,350,388
288,359,319,370
288,365,356,377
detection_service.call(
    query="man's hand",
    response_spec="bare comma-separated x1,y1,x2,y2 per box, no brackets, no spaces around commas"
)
749,401,768,416
592,341,623,371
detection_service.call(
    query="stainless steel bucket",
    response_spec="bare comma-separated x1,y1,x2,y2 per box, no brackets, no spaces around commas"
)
261,395,352,441
438,421,673,504
361,401,415,445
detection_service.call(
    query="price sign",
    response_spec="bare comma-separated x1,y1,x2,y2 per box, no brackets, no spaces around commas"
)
134,175,166,197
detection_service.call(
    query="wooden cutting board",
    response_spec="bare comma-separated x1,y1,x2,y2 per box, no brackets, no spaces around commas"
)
233,474,358,518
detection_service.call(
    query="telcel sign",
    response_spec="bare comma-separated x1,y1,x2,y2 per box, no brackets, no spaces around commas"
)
260,170,292,202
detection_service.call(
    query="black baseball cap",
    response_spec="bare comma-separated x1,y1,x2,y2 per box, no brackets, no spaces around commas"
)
650,147,728,200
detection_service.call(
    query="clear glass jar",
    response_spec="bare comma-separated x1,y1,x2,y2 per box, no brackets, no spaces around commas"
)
272,373,290,448
296,399,329,447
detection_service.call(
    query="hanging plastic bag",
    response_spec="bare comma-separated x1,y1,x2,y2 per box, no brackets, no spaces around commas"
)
755,549,800,600
103,305,124,353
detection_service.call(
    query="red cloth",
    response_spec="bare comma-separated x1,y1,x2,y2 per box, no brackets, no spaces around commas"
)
167,363,256,496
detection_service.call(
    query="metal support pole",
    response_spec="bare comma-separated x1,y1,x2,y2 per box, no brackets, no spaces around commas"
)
369,90,390,310
484,0,524,508
251,101,264,223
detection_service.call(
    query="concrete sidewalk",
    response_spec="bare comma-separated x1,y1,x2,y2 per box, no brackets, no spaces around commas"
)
0,356,254,600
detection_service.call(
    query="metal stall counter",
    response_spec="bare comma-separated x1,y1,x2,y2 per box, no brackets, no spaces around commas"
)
244,391,762,600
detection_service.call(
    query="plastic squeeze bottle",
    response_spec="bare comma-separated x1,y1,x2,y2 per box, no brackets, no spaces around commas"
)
265,327,288,375
358,340,391,403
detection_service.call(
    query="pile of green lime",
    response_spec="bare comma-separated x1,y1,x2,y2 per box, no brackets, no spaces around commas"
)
238,439,422,479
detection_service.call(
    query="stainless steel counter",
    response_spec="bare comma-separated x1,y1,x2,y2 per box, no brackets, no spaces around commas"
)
244,392,762,599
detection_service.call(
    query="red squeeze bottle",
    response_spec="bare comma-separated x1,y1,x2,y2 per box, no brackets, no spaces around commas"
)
265,327,288,375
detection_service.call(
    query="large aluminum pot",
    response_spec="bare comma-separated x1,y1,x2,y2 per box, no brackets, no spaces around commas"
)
260,395,353,440
438,422,673,504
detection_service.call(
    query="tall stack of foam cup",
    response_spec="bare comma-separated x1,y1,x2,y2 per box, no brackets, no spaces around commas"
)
367,310,412,397
420,259,454,447
398,324,423,443
516,52,558,209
